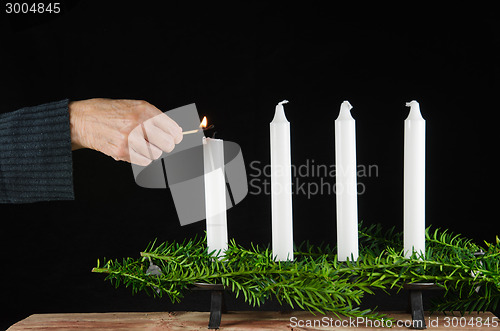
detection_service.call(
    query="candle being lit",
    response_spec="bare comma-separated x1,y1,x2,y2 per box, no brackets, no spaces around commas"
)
270,100,294,261
202,117,228,259
335,101,359,262
404,101,426,258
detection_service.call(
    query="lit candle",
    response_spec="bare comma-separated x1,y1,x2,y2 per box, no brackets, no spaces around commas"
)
404,100,426,258
270,100,294,261
335,101,359,261
203,133,228,258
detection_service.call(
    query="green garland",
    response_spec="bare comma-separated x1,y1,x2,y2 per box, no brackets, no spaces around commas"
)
92,223,500,319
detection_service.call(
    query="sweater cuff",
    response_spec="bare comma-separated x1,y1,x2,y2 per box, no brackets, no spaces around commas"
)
0,99,75,203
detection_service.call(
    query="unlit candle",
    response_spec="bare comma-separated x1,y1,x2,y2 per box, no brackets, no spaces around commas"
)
335,101,359,262
403,100,426,258
270,100,294,261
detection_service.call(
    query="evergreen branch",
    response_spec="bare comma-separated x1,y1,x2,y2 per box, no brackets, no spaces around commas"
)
92,224,500,317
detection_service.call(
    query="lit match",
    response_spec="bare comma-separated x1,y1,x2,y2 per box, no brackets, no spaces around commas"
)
183,116,214,135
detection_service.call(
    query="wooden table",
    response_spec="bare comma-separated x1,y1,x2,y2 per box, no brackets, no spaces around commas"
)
8,311,499,330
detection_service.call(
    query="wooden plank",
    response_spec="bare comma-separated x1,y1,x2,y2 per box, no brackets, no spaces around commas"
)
8,311,500,330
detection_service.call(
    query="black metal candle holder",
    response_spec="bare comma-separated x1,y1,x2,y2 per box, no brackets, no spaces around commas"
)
403,282,444,329
191,283,226,329
194,282,444,330
189,251,486,329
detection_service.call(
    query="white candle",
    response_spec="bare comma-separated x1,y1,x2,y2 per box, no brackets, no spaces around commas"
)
203,137,228,258
270,100,294,261
335,101,359,262
404,100,426,258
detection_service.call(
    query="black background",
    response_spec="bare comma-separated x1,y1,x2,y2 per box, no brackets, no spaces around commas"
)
1,2,499,329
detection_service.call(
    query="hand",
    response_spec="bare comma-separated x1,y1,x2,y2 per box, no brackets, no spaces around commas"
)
69,98,183,166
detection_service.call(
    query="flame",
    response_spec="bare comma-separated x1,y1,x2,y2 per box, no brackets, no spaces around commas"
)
200,116,207,128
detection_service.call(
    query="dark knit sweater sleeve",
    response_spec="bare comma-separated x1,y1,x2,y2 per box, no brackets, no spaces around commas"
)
0,99,75,203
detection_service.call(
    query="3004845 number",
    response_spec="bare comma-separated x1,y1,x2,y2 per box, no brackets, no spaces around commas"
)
443,316,499,328
5,3,60,14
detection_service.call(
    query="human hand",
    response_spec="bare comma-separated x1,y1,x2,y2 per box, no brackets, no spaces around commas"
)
69,98,183,166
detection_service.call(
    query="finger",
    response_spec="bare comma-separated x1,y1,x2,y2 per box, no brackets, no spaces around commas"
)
142,122,176,153
150,113,183,144
141,103,182,144
129,126,163,160
134,139,163,160
129,149,153,167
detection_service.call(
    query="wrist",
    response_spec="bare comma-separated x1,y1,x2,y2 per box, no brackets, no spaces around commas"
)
68,100,86,150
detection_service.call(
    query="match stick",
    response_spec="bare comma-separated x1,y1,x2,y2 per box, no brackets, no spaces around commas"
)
183,124,214,135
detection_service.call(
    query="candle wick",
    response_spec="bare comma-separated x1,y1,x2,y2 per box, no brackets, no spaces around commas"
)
405,100,418,107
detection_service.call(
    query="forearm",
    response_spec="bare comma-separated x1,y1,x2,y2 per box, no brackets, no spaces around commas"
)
0,97,183,203
0,99,75,203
